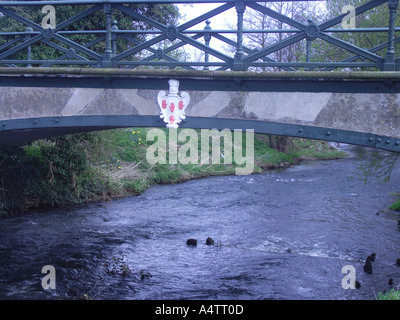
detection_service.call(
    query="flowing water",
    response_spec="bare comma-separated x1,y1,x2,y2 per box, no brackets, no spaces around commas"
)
0,157,399,300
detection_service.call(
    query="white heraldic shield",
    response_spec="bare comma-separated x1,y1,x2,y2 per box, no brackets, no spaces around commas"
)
157,79,190,128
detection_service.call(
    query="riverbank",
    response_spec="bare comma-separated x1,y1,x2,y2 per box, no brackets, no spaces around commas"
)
0,128,347,216
89,128,349,203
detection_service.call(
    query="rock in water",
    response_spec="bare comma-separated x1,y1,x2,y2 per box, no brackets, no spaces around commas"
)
363,257,373,274
205,237,215,246
396,258,400,267
368,253,376,262
186,238,197,246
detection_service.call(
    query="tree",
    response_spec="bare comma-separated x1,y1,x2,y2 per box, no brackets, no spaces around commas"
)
310,0,400,70
241,1,323,71
0,1,180,67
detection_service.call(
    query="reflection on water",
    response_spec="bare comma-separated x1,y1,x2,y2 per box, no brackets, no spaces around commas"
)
0,158,399,300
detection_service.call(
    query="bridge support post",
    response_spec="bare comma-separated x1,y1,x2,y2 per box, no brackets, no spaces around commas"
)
383,0,399,71
102,2,113,68
25,27,33,68
112,20,118,58
305,36,311,71
232,1,246,71
203,20,211,70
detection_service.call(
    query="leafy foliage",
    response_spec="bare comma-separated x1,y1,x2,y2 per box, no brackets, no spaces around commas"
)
312,0,400,70
0,132,110,215
0,1,180,66
39,133,105,204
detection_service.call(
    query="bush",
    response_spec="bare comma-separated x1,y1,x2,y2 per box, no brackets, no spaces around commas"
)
0,132,111,215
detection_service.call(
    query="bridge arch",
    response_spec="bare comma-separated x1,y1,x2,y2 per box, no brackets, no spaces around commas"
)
1,115,399,153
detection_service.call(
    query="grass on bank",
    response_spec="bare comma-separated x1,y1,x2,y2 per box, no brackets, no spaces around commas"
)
93,128,347,195
377,289,400,300
388,197,400,212
0,128,347,216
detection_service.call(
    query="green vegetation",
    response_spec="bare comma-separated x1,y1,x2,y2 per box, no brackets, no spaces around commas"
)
0,128,346,216
0,2,181,67
312,0,400,71
388,195,400,212
377,289,400,300
94,127,346,192
0,132,110,215
389,200,400,211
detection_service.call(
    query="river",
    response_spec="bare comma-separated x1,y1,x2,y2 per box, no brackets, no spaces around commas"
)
0,156,399,300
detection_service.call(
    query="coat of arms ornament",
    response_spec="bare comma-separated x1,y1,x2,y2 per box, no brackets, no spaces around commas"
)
157,79,190,128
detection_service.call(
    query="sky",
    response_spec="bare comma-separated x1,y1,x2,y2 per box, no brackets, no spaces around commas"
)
177,3,236,31
175,3,237,64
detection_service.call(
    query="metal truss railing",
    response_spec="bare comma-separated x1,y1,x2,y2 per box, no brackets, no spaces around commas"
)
0,0,398,71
